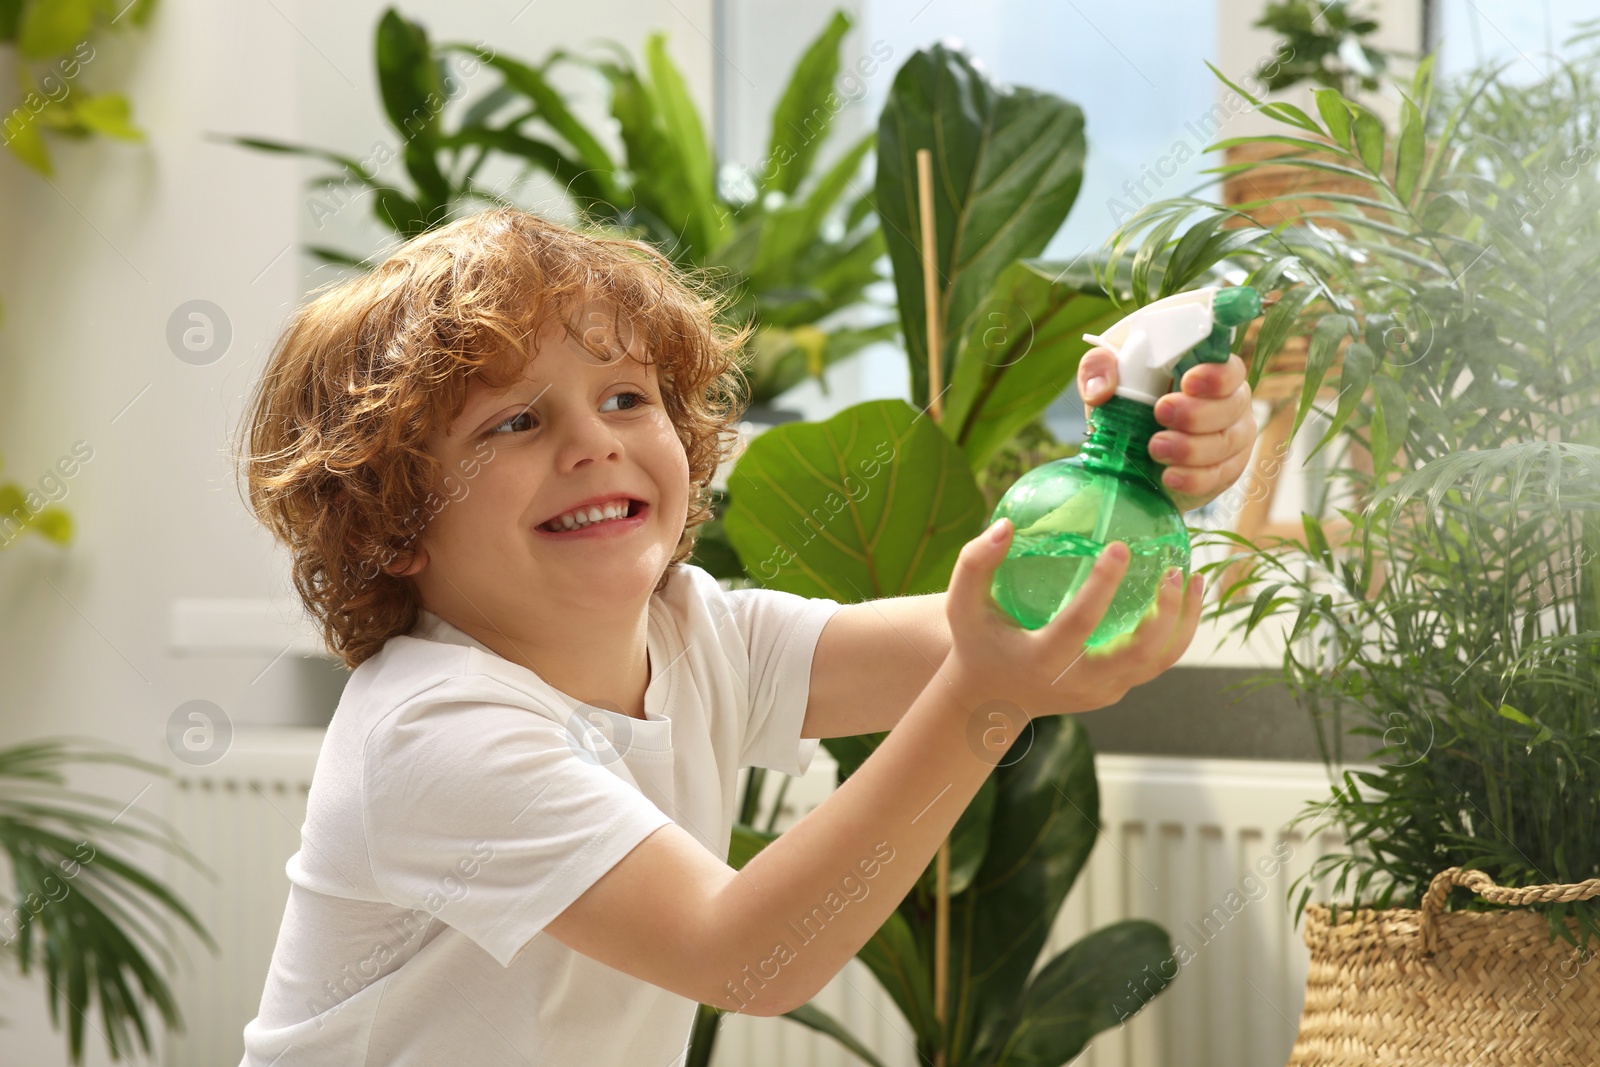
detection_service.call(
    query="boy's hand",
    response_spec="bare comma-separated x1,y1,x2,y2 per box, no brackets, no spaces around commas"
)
941,518,1203,718
1078,347,1257,513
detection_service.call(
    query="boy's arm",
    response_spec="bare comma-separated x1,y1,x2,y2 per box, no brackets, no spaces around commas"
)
796,351,1256,740
539,531,1196,1017
801,591,951,739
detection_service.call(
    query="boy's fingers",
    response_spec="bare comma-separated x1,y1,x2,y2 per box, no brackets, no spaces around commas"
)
1109,566,1186,675
1042,541,1130,652
1150,414,1254,469
1156,380,1255,436
1176,354,1247,398
1151,572,1205,673
1078,347,1118,415
948,518,1013,623
1147,573,1206,673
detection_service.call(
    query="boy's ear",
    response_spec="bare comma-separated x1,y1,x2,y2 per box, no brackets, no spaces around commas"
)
383,548,428,578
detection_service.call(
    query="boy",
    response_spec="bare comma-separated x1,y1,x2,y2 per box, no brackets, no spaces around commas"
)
235,206,1256,1064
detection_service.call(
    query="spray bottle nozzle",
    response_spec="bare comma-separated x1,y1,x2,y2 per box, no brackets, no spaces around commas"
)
1082,285,1262,405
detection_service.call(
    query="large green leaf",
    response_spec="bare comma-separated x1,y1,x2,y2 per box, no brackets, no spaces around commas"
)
375,9,451,219
764,9,853,196
726,821,777,869
444,44,621,206
592,48,716,259
854,898,937,1039
721,399,987,600
942,258,1121,471
950,715,1100,1066
749,130,875,288
992,921,1176,1065
911,776,996,900
781,1003,891,1067
876,44,1087,410
644,32,726,255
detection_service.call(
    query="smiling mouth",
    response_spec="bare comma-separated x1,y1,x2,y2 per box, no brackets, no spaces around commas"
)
537,498,645,533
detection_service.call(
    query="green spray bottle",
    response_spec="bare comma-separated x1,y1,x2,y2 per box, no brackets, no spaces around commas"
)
989,285,1262,646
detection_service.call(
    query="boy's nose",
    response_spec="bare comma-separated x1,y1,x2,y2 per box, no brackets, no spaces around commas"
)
554,409,625,468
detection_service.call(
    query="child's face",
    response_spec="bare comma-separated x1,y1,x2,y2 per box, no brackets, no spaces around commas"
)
401,302,691,624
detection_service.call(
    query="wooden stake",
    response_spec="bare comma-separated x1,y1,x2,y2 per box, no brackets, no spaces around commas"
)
916,145,950,1067
917,148,944,424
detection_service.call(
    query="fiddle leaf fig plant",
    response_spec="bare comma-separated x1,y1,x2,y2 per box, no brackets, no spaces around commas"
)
713,40,1178,1067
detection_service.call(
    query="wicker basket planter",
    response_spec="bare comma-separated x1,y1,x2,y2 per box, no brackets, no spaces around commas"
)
1287,867,1600,1065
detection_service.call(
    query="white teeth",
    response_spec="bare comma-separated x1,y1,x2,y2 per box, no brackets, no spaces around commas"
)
543,497,633,532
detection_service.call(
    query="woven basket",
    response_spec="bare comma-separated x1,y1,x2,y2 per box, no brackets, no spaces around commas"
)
1286,867,1600,1065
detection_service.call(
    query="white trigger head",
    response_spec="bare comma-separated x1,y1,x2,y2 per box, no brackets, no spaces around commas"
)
1084,288,1218,405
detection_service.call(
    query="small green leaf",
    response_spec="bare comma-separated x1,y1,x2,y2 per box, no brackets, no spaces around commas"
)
1203,59,1264,109
1302,512,1332,569
1314,340,1374,453
1294,314,1353,441
726,822,777,869
3,112,53,174
18,0,91,58
1313,88,1352,148
1497,703,1535,727
1248,582,1287,632
1395,97,1425,204
1258,101,1323,134
1248,284,1316,390
1352,106,1385,176
1368,375,1409,473
73,94,142,141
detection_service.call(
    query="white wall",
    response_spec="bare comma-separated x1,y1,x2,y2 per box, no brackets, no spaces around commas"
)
0,1,710,1062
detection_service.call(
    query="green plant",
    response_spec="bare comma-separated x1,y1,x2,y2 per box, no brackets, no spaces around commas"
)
0,739,217,1063
1104,33,1600,954
704,42,1185,1067
1,0,157,325
219,6,892,418
0,451,72,551
0,0,156,177
1252,0,1399,99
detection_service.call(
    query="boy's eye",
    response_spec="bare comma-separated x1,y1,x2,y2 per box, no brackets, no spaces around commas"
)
600,391,649,413
489,411,535,436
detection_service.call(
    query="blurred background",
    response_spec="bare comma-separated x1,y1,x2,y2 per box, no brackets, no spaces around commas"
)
1,0,1596,1064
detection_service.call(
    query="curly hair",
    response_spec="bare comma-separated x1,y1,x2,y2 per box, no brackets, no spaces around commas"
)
234,206,751,671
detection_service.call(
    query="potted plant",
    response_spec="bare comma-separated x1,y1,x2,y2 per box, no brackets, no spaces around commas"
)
1104,25,1600,1063
1221,0,1409,234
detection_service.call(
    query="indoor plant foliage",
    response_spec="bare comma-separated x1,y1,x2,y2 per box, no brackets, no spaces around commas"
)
1105,37,1600,955
222,6,893,428
710,42,1182,1067
0,740,216,1064
1251,0,1399,99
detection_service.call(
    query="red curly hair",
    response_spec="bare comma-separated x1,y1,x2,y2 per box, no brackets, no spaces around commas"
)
234,206,750,670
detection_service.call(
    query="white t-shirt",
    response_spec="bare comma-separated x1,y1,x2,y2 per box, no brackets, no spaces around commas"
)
240,562,843,1066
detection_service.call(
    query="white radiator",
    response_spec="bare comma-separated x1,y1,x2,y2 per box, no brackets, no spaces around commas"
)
162,728,323,1067
163,734,1347,1067
716,752,1349,1067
